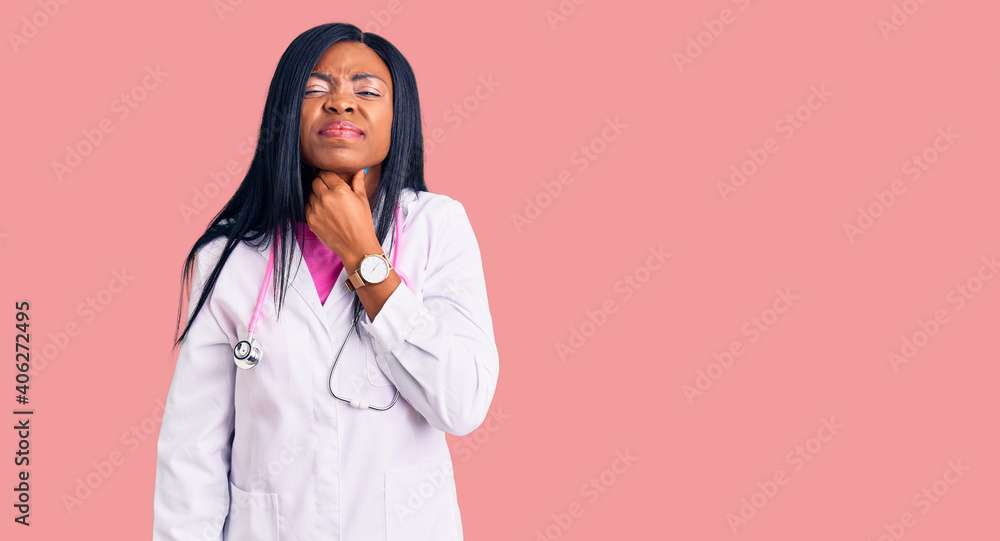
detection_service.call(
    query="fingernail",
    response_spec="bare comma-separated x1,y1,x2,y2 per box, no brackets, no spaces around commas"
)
364,167,369,176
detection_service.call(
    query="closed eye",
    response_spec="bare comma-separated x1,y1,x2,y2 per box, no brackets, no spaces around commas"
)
305,90,381,97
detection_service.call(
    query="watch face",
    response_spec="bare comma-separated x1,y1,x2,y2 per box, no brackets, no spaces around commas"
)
360,254,390,284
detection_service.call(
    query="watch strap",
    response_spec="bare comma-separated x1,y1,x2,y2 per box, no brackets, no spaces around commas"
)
345,270,365,292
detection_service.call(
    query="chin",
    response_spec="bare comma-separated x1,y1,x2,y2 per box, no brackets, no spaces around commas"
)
303,158,360,173
320,164,362,174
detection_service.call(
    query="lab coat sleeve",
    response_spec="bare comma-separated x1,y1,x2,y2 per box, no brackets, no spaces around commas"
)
153,240,236,541
359,198,499,437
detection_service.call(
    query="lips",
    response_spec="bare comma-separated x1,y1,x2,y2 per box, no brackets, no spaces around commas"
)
319,120,363,136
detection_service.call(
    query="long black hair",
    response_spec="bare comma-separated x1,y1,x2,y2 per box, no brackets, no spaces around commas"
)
173,22,427,348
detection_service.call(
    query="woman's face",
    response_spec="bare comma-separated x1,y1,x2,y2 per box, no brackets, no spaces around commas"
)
299,41,393,175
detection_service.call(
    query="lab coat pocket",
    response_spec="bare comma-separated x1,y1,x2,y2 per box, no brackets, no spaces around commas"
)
385,451,462,541
226,481,279,541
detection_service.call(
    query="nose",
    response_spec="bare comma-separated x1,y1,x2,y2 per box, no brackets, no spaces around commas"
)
324,90,356,114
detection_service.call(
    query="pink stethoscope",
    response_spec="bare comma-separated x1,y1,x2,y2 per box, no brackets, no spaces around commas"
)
233,168,408,411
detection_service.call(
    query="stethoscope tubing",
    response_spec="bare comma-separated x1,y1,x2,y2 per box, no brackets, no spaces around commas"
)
329,309,399,410
248,242,275,338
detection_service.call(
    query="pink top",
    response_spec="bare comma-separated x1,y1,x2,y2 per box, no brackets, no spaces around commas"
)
295,222,343,305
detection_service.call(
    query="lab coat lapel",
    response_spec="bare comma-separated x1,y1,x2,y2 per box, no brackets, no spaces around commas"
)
252,231,331,327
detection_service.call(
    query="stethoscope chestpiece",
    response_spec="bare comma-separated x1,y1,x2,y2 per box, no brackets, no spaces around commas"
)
233,338,263,369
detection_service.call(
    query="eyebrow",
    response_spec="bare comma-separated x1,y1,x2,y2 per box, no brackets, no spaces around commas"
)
308,72,388,86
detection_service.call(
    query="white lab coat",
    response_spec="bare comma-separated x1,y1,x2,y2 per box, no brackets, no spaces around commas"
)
152,187,499,541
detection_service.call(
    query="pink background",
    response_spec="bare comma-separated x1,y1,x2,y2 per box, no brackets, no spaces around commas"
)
3,0,998,539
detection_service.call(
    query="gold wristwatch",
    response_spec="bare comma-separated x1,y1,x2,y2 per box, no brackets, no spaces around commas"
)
345,253,392,292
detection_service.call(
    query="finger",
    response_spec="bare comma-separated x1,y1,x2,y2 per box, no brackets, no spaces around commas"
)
306,192,321,217
312,176,329,194
351,167,368,199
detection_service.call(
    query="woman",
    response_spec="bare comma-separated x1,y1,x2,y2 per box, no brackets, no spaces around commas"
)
152,22,499,541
